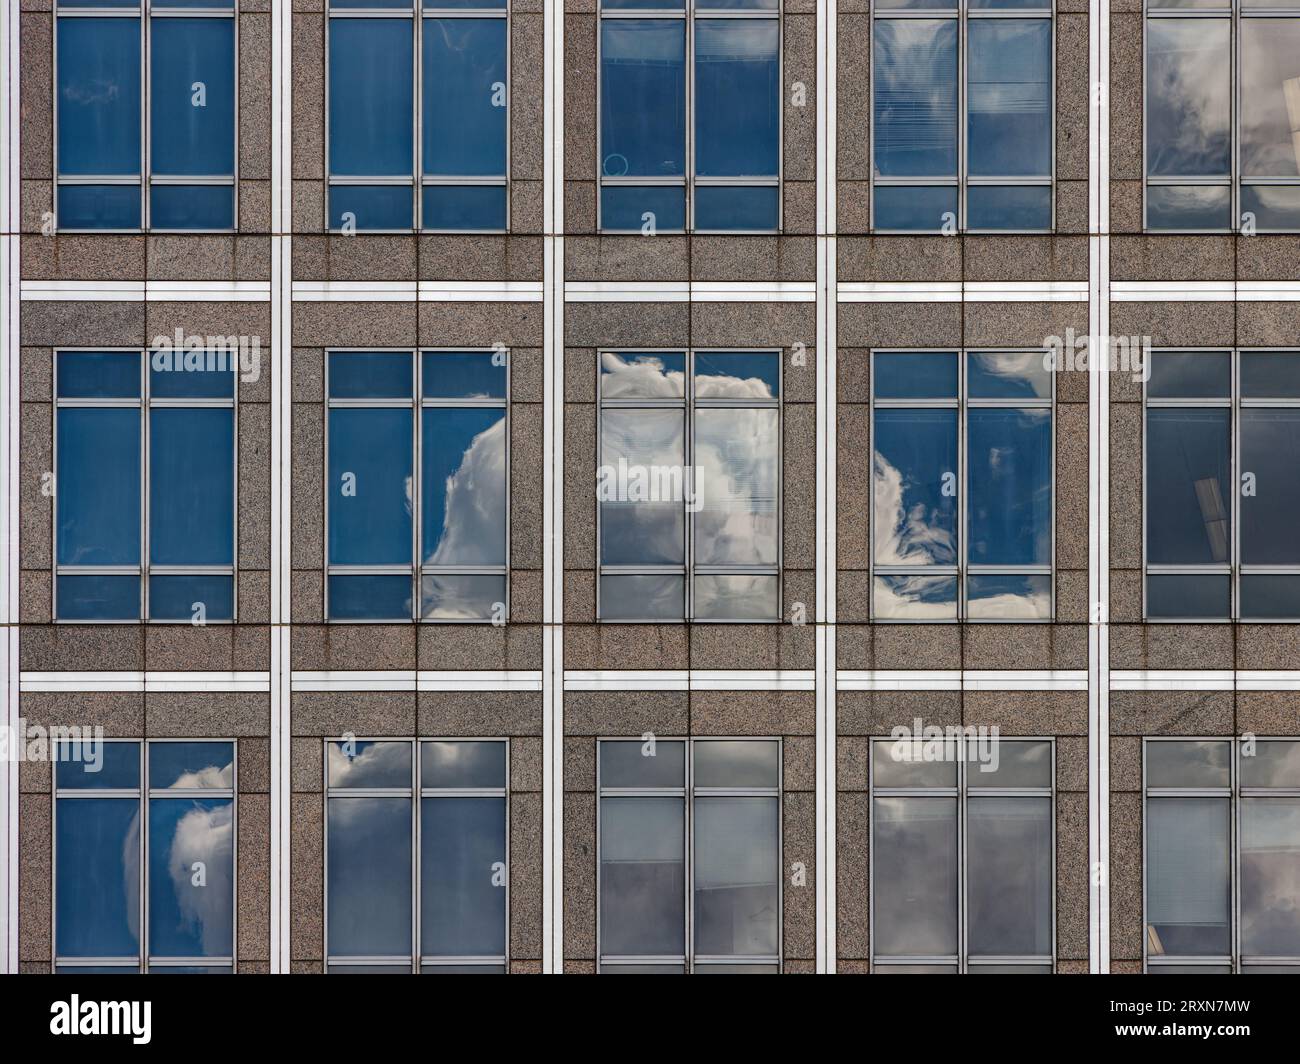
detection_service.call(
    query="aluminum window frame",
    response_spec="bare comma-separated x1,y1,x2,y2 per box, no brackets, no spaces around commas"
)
52,0,240,234
595,736,784,974
51,737,240,974
52,347,240,624
323,0,512,234
594,348,784,623
867,735,1057,974
868,348,1056,623
868,0,1057,235
321,737,511,974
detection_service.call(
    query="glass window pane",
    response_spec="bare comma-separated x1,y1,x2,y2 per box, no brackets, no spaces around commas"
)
328,573,414,620
1240,20,1300,179
600,20,685,179
422,19,507,177
148,797,233,958
57,574,141,621
966,573,1051,620
58,184,142,230
1145,409,1231,565
1240,797,1300,958
56,798,141,958
967,408,1052,567
967,351,1051,399
1146,797,1232,957
874,351,958,400
872,738,958,789
150,19,235,177
600,351,686,399
693,185,779,231
694,740,779,789
327,797,412,957
328,407,414,565
1241,351,1300,398
694,797,779,958
600,185,687,232
422,408,506,566
872,796,959,957
422,184,507,231
1146,572,1231,620
148,574,233,622
421,741,506,790
1240,574,1300,620
600,740,685,789
692,573,779,621
873,573,958,620
599,797,685,957
1145,19,1231,177
329,184,415,230
57,18,141,176
327,964,412,973
873,20,958,177
328,351,413,399
420,797,506,958
1242,408,1300,565
872,409,958,566
150,408,234,566
1146,350,1231,398
873,185,959,231
149,354,235,399
1147,740,1231,789
694,20,779,178
149,742,235,790
694,963,779,973
966,185,1052,230
328,18,414,177
967,19,1051,177
56,740,140,790
694,352,779,399
422,351,506,399
599,409,686,565
57,351,140,399
694,408,778,567
149,185,234,230
968,739,1052,788
1240,185,1300,230
598,572,685,620
1146,184,1233,230
967,796,1052,958
328,740,412,789
57,408,141,566
421,573,505,621
420,963,507,973
1240,740,1300,788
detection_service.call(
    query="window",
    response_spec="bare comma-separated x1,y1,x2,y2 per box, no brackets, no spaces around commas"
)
325,349,509,622
54,740,237,973
598,0,780,232
1144,738,1300,974
597,350,781,622
1144,349,1300,620
54,0,236,231
55,349,237,622
870,350,1054,621
871,0,1054,232
326,0,508,232
1145,0,1300,231
870,737,1055,974
324,739,509,973
597,738,781,973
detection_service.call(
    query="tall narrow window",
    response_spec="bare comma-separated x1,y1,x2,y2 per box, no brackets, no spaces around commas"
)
1146,0,1300,231
871,0,1054,232
54,740,237,973
870,737,1055,974
871,350,1053,621
327,0,509,232
326,349,509,622
324,739,509,973
597,350,781,622
1144,738,1300,973
597,738,781,974
55,0,237,231
1144,349,1300,620
598,0,780,232
55,349,237,622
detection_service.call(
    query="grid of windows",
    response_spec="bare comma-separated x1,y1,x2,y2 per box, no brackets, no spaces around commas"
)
1144,0,1300,232
323,739,509,973
325,0,509,232
870,349,1054,621
869,737,1055,974
325,349,509,622
54,349,238,623
597,0,781,232
596,350,782,622
1143,738,1300,974
54,0,237,231
596,738,782,974
870,0,1055,233
1143,349,1300,621
53,740,237,974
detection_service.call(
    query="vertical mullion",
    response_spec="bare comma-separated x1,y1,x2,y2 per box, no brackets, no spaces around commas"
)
141,11,149,229
414,10,421,230
141,353,149,620
1232,349,1240,619
959,349,968,620
685,739,693,972
686,352,694,620
412,352,421,621
958,737,967,973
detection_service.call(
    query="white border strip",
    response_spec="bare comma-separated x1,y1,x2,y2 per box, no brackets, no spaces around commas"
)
1112,670,1234,691
563,670,816,692
20,671,272,693
564,280,816,303
20,280,271,302
839,281,1088,303
292,670,543,693
1111,280,1300,302
836,670,1088,691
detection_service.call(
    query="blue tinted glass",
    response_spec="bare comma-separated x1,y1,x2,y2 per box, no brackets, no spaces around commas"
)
601,351,686,397
149,742,234,790
329,351,413,399
329,184,415,230
329,0,413,7
968,351,1052,399
56,798,141,958
966,573,1052,620
420,797,507,957
603,0,684,6
57,18,141,175
1147,185,1232,230
1241,574,1300,620
1147,573,1230,620
695,20,779,177
421,741,506,788
873,185,958,231
328,18,414,176
150,408,234,566
422,408,506,565
968,408,1052,566
150,19,235,176
601,185,686,231
328,407,414,565
327,797,412,957
57,184,142,230
874,352,958,399
600,20,686,178
1147,351,1231,398
58,351,140,398
422,19,506,176
1240,186,1300,231
149,185,234,230
149,574,234,621
421,185,507,230
872,409,958,566
694,185,779,231
696,0,777,7
57,574,141,620
59,0,143,6
967,20,1051,177
1241,409,1300,565
421,573,505,621
56,740,140,789
57,407,141,566
328,573,414,620
873,19,957,177
1241,351,1300,399
422,351,506,399
1146,409,1231,565
149,352,237,399
967,185,1052,230
694,352,779,399
329,740,412,788
1146,19,1230,177
148,798,234,958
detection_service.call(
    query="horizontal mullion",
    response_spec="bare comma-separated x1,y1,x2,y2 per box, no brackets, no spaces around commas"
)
871,788,960,798
325,788,414,798
57,175,141,184
149,175,235,186
598,787,686,798
421,398,508,408
599,566,687,575
421,176,508,186
56,565,141,575
53,957,141,965
419,789,508,798
419,566,508,575
55,398,142,408
873,176,958,186
147,566,235,575
328,175,415,185
1146,175,1231,185
1144,398,1231,407
1241,176,1300,185
966,177,1051,186
419,955,508,964
327,399,415,408
1145,565,1232,574
871,398,959,408
55,790,142,799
